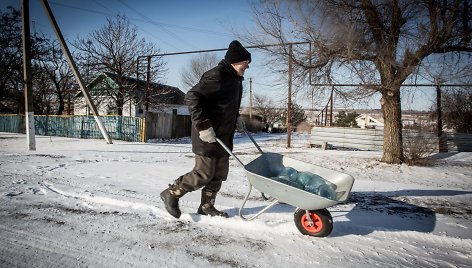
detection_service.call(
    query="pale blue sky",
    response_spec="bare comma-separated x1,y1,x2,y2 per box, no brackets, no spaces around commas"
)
2,0,437,111
2,0,290,107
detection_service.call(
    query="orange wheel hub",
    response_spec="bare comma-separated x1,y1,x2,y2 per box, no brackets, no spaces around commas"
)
301,212,323,233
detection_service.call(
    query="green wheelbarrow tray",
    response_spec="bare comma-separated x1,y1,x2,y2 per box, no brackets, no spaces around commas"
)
216,131,355,222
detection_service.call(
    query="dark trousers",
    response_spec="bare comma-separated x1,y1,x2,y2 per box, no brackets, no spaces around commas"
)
175,155,229,194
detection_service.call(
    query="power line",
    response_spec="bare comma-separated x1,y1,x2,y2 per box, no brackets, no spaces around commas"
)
49,1,232,49
117,0,196,49
49,1,180,50
49,1,111,17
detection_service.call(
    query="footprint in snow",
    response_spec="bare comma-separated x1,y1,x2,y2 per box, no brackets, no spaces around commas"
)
29,187,47,195
5,191,23,197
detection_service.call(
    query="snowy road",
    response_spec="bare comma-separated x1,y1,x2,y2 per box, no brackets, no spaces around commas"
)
1,133,471,267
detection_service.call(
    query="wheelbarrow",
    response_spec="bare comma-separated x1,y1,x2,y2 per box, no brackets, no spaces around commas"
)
216,131,355,237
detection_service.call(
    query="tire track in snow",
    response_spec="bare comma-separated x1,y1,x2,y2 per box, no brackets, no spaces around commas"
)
40,181,170,219
40,180,299,236
0,224,137,268
359,230,472,268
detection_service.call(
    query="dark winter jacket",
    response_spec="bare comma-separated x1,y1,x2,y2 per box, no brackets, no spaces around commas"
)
185,60,243,157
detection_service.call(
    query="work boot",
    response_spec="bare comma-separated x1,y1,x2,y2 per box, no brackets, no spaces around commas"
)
160,184,186,218
197,190,229,218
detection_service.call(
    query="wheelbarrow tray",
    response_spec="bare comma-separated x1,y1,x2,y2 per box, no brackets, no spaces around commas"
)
244,152,354,210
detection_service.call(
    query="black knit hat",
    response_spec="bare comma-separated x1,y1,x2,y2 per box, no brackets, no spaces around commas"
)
225,40,251,64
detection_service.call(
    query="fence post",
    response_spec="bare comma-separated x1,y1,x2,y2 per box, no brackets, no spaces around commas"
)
171,109,177,138
140,116,146,142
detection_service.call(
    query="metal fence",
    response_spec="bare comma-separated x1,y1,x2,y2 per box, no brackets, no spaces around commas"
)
310,126,472,152
0,114,145,142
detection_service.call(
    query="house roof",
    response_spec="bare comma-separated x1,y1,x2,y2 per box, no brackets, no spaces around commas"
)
76,72,185,105
356,113,384,126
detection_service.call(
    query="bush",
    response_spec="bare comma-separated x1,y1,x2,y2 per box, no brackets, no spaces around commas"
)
403,128,438,166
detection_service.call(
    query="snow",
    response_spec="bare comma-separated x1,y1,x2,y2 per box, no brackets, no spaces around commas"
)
1,131,471,268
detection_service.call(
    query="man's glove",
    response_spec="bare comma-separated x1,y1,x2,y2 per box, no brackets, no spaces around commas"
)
236,116,246,131
199,127,216,143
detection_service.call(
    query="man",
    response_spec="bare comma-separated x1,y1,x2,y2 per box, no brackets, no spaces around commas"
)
160,40,251,218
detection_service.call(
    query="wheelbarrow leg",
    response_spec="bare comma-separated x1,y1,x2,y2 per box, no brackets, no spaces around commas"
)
305,210,314,227
239,182,280,221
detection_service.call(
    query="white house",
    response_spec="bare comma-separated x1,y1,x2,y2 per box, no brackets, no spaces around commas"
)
74,73,189,116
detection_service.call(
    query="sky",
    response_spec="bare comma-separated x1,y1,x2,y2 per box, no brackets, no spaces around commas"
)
1,131,471,267
1,0,439,111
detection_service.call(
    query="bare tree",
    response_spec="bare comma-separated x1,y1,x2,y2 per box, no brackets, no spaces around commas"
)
35,35,75,115
0,7,24,113
281,102,307,127
74,14,165,115
253,93,281,126
0,7,67,115
243,0,472,164
439,87,472,133
180,53,218,89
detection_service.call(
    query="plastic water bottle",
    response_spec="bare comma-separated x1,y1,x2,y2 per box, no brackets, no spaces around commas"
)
270,176,304,189
284,179,304,189
301,172,325,193
277,167,298,181
316,184,336,200
296,171,316,185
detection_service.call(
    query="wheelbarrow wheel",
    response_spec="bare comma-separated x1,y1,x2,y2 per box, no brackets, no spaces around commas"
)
294,208,333,237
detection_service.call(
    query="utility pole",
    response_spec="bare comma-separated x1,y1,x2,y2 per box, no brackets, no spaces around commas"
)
145,56,151,112
21,0,36,151
286,44,293,148
249,77,253,120
40,0,112,144
329,87,334,126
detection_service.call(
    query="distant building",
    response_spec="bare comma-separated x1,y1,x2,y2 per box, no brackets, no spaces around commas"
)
74,72,188,116
356,113,385,129
355,111,434,129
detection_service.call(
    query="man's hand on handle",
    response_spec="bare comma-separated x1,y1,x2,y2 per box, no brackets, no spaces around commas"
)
199,127,216,143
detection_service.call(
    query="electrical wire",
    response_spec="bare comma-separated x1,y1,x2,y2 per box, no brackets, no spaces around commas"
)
117,0,195,50
48,0,232,50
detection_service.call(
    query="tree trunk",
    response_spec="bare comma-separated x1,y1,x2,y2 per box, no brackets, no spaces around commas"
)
116,97,123,116
56,93,64,115
380,89,404,164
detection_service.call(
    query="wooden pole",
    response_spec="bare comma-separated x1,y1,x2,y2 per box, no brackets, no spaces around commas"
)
436,84,447,152
145,56,151,112
249,77,253,120
329,87,334,126
287,44,293,148
21,0,35,151
40,0,112,144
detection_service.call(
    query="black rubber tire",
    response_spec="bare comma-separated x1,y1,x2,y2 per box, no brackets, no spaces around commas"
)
294,208,333,237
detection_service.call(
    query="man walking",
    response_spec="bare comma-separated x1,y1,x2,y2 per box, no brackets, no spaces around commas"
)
160,40,251,218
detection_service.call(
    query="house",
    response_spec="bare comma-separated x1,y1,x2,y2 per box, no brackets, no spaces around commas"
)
74,72,188,116
355,113,385,129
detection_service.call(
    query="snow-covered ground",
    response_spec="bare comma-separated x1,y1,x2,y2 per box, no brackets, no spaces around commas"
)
1,132,471,268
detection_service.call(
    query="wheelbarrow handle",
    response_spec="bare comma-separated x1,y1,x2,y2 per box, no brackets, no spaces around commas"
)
243,129,264,154
215,129,264,168
215,137,246,167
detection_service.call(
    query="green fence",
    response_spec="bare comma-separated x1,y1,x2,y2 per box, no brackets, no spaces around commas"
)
0,114,145,142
